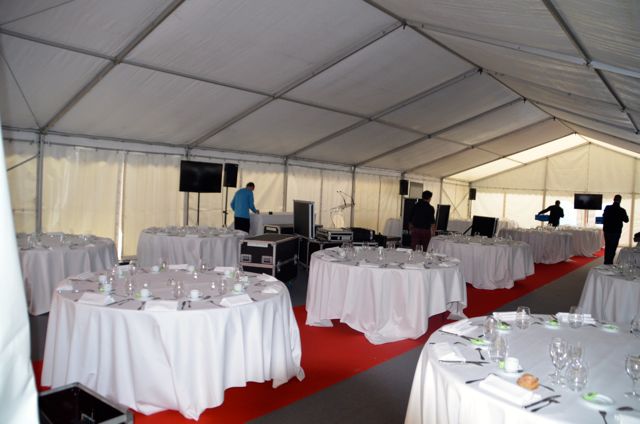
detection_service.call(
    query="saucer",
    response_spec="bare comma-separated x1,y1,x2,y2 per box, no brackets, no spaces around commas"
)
232,288,245,294
601,323,619,332
498,367,524,376
545,320,560,329
497,322,512,331
581,392,615,408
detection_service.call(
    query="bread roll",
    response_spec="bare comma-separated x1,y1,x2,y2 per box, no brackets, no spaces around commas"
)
517,373,540,390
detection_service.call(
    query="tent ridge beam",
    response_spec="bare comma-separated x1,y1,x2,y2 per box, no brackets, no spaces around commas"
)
187,21,402,148
533,100,636,134
403,117,556,173
540,0,638,133
289,68,480,157
41,0,186,131
0,28,114,61
357,98,523,166
561,120,640,145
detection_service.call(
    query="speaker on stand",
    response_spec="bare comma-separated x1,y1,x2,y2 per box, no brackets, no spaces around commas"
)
223,164,239,227
399,179,409,196
469,188,476,201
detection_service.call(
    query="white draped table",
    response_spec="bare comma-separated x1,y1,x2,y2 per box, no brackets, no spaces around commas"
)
447,219,518,234
557,226,603,257
250,212,293,236
498,228,573,264
428,235,534,290
17,233,116,315
136,226,246,268
41,268,304,420
306,247,467,344
616,247,640,267
406,315,640,424
579,266,640,324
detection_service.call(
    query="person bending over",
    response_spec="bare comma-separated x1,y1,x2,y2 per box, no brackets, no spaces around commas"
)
538,200,564,227
230,182,259,233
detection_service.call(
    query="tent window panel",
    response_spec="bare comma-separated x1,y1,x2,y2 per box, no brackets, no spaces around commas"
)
187,192,224,227
354,173,380,231
42,145,121,242
504,191,543,229
4,140,37,233
378,176,400,232
121,153,184,257
239,162,284,214
471,190,503,220
320,170,353,228
286,166,322,219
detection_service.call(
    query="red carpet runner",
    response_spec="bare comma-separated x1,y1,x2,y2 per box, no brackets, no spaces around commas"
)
34,251,602,423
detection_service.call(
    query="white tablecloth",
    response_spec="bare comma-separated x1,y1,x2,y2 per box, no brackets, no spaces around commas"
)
306,248,467,344
579,266,640,323
136,227,246,267
17,233,116,315
447,219,518,234
41,270,304,420
557,226,603,257
428,236,534,290
250,212,293,236
498,228,573,264
617,247,640,266
406,315,640,424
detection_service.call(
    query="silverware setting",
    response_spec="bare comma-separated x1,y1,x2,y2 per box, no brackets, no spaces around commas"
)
439,360,488,367
599,410,608,424
523,395,561,409
530,399,559,413
137,301,146,310
475,347,485,360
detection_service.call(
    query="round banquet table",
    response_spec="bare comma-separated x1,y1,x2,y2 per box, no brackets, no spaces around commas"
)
578,265,640,324
557,226,603,257
405,315,640,424
136,226,246,268
616,247,640,266
447,219,518,234
498,228,573,264
17,232,117,315
41,268,304,420
428,235,534,290
306,247,467,344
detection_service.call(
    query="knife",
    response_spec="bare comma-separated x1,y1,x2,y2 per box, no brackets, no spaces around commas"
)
439,360,488,366
524,395,561,409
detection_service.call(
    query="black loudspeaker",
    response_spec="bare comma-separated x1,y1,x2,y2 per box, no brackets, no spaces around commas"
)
399,179,409,196
469,188,476,200
223,163,238,188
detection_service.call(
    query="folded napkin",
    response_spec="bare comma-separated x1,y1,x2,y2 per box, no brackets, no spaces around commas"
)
220,294,253,307
493,311,518,322
358,260,381,268
478,374,541,406
185,233,199,237
396,248,412,253
144,300,178,311
431,342,465,361
402,262,425,269
556,312,596,325
169,264,190,271
258,273,279,282
439,262,457,268
615,413,640,424
262,284,282,294
440,319,476,336
214,266,235,272
77,292,114,306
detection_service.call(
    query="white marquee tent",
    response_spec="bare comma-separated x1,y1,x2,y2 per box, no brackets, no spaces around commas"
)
1,0,639,420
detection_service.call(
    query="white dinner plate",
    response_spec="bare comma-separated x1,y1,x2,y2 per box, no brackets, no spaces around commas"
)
581,392,615,408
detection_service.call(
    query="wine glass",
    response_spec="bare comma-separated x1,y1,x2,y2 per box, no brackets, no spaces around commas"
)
415,245,423,255
129,259,137,276
483,315,498,343
549,337,569,385
124,278,135,298
568,305,583,329
515,306,531,330
626,355,640,399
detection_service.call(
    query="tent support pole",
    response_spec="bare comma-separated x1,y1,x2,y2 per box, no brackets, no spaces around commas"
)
35,133,44,234
542,158,549,228
283,158,289,212
350,167,356,227
630,161,637,247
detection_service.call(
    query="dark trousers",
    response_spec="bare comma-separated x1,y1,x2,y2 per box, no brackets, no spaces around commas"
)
234,217,250,233
603,232,621,264
411,228,432,251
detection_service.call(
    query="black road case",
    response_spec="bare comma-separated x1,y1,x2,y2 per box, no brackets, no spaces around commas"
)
240,234,299,283
39,383,133,424
299,236,342,268
263,224,295,234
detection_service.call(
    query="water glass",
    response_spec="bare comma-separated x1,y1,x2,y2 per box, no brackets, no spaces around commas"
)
515,306,531,330
173,280,184,299
568,305,583,329
483,315,498,343
549,337,569,384
415,245,423,255
160,259,167,272
489,334,508,363
124,278,135,298
129,259,137,276
626,355,640,399
565,359,589,391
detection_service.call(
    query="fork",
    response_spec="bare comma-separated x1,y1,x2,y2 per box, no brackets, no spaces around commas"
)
599,410,608,424
531,399,559,412
475,347,485,360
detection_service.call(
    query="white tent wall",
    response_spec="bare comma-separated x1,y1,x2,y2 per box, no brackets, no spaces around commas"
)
441,180,470,219
3,138,37,233
470,143,639,246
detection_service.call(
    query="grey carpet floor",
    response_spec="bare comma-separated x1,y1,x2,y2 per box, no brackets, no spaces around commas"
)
30,255,603,423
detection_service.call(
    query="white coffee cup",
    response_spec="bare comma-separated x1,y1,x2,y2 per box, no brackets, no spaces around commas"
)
140,288,151,299
190,289,201,299
504,357,520,373
98,274,108,284
233,282,243,293
151,265,160,273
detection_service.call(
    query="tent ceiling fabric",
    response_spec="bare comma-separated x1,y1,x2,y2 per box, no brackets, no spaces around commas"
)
1,0,639,180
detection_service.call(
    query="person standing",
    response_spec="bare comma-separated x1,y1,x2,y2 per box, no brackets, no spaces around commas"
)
409,190,436,250
538,200,564,227
602,194,629,264
230,182,259,233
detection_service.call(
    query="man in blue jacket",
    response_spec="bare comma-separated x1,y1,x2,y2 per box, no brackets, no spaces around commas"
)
602,194,629,264
231,182,259,232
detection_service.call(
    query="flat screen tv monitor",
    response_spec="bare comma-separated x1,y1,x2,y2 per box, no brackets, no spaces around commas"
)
435,204,450,232
471,215,499,237
293,200,315,239
574,193,603,210
179,160,223,193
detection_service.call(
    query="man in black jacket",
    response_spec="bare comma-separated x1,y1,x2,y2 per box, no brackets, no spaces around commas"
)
538,200,564,227
409,191,436,250
602,194,629,264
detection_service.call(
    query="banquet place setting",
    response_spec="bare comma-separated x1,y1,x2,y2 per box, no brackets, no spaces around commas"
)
4,2,640,422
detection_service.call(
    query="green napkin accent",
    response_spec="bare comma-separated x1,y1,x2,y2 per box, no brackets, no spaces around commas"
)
583,392,598,401
498,360,505,369
498,322,511,330
470,338,487,346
